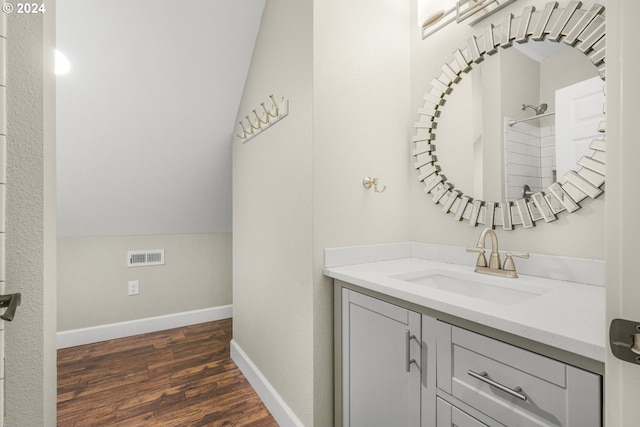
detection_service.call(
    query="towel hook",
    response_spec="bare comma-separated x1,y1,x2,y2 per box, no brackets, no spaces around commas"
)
363,176,386,193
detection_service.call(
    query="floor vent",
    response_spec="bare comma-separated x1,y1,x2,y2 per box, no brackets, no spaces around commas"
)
127,250,165,267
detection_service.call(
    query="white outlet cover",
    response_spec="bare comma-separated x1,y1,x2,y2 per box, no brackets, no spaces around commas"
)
128,280,139,296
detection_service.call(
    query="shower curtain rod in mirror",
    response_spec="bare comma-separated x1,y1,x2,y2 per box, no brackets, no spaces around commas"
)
508,111,556,127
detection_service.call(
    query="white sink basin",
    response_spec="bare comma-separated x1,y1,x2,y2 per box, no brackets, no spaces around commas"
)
391,269,552,305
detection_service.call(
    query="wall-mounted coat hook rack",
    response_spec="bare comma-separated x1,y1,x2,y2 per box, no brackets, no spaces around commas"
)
237,95,289,143
363,177,386,193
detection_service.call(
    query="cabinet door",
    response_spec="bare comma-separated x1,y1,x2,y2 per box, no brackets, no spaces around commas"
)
342,289,421,427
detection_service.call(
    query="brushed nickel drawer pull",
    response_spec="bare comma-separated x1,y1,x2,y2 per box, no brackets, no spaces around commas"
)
468,370,527,401
405,330,417,372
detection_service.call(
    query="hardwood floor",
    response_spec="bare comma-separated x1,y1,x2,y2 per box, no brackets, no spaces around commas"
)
57,319,279,427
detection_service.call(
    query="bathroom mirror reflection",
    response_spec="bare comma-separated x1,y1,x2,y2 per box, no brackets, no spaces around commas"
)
435,39,604,202
413,2,606,229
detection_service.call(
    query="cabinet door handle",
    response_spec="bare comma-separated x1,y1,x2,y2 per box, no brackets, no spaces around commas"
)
467,370,527,401
405,330,417,372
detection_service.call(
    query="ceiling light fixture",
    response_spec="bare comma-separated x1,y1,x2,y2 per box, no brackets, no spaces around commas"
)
417,0,457,29
419,0,517,39
55,49,71,75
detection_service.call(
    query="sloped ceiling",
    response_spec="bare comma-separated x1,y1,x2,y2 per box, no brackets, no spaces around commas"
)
56,0,265,237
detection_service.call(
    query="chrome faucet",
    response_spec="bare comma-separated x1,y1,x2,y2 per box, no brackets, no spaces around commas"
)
466,228,529,278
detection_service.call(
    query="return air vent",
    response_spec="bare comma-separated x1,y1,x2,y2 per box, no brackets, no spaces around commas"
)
127,250,165,267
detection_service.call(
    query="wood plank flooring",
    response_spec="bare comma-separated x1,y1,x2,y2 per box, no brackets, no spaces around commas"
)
57,319,279,427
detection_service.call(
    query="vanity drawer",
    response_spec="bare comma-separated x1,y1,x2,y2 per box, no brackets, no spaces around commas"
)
436,397,496,427
437,323,602,427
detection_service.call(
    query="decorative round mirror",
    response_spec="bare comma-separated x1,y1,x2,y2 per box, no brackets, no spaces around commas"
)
413,2,606,230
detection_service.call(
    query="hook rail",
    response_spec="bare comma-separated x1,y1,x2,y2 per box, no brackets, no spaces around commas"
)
237,95,289,142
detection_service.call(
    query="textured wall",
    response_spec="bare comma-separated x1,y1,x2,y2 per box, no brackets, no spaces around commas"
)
0,11,7,425
5,2,57,425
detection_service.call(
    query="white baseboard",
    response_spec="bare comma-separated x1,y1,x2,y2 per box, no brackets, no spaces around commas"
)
230,339,305,427
57,305,233,349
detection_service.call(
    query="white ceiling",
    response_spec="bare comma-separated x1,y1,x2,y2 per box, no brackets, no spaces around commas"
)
56,0,265,236
513,39,570,63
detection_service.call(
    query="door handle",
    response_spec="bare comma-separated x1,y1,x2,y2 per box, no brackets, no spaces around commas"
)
610,318,640,365
0,293,21,322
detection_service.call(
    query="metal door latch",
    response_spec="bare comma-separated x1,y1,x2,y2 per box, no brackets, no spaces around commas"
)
610,318,640,365
0,293,21,322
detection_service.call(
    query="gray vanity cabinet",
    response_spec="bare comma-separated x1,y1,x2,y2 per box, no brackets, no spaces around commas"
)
337,286,602,427
341,289,423,427
436,322,602,427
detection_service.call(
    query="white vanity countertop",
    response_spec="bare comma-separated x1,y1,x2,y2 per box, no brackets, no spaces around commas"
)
324,253,605,363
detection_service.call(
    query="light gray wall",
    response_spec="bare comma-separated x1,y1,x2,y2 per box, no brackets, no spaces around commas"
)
312,0,411,424
232,0,315,424
540,46,599,123
58,232,234,330
58,233,231,331
56,0,264,330
233,0,410,424
5,2,57,424
56,0,264,237
435,75,476,196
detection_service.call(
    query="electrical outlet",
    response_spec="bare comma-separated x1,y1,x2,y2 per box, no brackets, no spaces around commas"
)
128,280,139,296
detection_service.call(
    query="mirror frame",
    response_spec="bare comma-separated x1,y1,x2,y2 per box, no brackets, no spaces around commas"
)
413,1,606,230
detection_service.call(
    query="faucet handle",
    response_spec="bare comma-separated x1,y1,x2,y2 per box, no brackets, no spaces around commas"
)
505,251,529,259
503,252,529,274
466,247,487,268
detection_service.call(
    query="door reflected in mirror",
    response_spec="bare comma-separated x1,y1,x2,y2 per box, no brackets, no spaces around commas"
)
434,40,603,202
